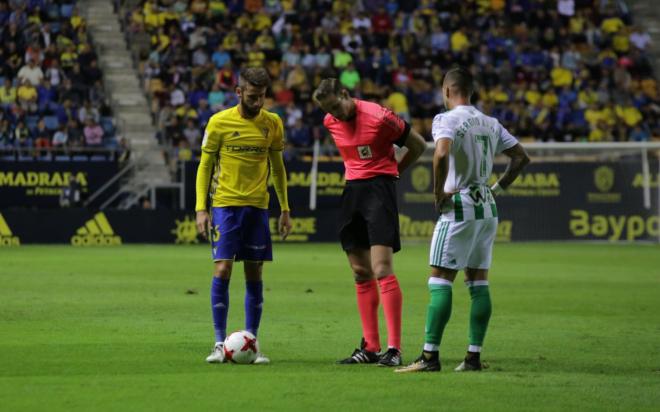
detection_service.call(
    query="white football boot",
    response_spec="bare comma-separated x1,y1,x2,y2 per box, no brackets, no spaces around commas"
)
205,343,226,363
254,352,270,364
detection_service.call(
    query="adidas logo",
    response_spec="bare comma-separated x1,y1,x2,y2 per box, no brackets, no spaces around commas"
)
0,213,20,246
71,212,122,246
232,131,240,137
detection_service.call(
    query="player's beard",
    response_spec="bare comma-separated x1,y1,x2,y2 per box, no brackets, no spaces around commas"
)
240,101,261,118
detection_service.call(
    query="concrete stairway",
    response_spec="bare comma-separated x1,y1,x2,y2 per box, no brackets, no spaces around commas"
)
80,0,170,207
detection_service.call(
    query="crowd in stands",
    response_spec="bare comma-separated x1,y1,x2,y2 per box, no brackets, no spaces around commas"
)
0,0,122,161
122,0,659,163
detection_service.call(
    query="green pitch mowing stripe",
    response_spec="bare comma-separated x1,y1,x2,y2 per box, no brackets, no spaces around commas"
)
0,243,659,411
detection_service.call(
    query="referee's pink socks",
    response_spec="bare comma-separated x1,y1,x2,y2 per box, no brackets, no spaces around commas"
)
355,279,381,353
379,274,403,351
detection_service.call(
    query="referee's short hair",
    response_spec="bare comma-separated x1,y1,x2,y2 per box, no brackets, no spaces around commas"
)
239,67,271,89
443,67,474,98
313,78,345,103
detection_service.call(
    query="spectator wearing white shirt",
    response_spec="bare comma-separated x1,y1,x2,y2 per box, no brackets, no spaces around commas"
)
78,101,100,124
630,26,651,51
558,0,575,17
170,85,186,107
52,126,68,147
342,29,363,53
40,24,53,48
45,59,63,87
285,102,302,129
17,60,44,86
352,12,372,31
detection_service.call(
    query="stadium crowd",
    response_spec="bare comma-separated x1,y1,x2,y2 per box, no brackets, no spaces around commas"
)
0,0,123,161
124,0,658,162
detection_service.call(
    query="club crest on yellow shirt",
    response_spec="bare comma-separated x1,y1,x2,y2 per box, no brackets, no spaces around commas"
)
261,128,269,138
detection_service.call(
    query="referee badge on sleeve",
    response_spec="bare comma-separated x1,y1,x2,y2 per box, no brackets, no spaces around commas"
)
357,145,373,159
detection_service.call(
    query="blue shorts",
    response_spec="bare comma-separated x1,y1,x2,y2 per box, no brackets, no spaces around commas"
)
210,206,272,262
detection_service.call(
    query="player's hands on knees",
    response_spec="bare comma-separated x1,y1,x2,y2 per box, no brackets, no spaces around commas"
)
279,211,292,240
434,191,454,213
196,210,210,239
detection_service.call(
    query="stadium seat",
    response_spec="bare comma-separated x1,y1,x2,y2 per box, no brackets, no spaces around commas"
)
72,155,88,161
101,118,115,135
46,4,60,19
1,154,15,161
60,4,73,18
48,102,63,113
50,22,61,33
104,139,118,149
54,155,71,161
26,116,39,132
44,116,59,131
18,156,34,162
90,155,107,161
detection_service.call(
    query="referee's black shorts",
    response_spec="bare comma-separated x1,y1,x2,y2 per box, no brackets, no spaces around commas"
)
339,175,401,253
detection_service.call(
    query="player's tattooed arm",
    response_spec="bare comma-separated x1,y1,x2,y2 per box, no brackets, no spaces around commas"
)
493,144,530,194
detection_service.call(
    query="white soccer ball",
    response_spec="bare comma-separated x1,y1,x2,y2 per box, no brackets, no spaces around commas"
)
223,330,259,364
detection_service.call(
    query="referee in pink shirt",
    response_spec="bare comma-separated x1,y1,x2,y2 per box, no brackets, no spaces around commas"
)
313,78,426,366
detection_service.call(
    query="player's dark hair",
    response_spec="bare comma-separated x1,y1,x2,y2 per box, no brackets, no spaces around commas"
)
313,78,345,103
238,67,271,89
443,67,474,98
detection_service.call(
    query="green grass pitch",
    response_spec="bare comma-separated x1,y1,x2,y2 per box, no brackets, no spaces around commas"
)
1,243,659,411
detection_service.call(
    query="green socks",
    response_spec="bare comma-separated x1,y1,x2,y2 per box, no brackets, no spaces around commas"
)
424,279,453,350
423,278,492,353
468,281,492,349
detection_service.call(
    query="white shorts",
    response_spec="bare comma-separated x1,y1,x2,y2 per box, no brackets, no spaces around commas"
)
429,218,498,270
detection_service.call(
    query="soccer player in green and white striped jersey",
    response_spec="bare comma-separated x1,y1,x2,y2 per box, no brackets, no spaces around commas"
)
396,67,530,373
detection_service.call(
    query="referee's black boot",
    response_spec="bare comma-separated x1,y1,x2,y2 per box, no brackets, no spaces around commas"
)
337,338,380,364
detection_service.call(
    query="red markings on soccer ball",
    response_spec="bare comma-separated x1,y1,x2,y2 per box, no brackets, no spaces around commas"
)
241,336,258,353
224,348,235,361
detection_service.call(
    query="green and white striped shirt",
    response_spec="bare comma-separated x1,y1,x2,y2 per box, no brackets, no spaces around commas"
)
432,106,518,222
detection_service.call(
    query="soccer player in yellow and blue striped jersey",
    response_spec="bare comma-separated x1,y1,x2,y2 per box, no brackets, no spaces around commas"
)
195,68,291,365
